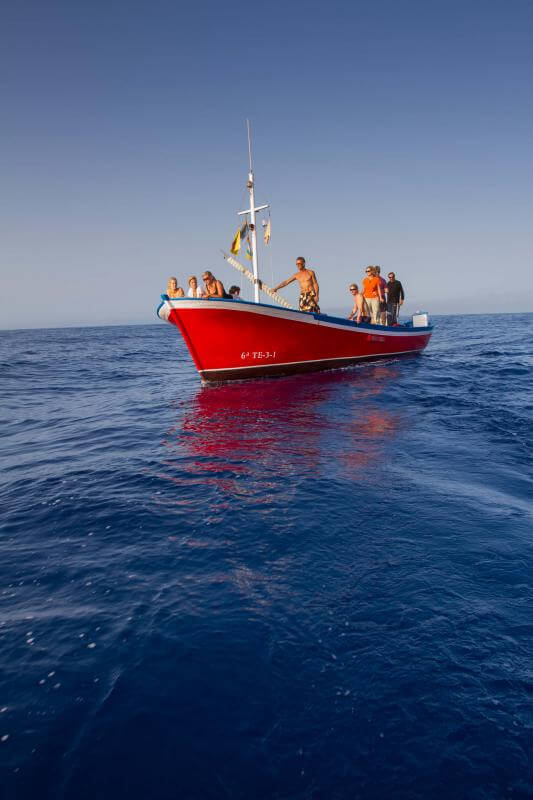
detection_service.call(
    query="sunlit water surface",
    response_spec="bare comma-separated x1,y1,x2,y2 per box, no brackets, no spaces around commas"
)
1,314,532,799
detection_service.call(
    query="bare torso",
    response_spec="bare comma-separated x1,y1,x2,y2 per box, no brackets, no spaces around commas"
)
293,269,318,295
275,266,319,300
349,292,365,321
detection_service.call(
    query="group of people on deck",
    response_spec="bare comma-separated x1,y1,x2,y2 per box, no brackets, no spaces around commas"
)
272,258,405,325
348,265,405,325
166,258,405,326
166,274,241,301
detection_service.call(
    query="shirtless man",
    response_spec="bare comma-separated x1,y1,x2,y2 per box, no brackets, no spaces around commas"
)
202,270,227,299
273,257,320,313
347,283,367,323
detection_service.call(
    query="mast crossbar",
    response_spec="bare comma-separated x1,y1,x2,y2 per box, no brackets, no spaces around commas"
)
238,204,269,216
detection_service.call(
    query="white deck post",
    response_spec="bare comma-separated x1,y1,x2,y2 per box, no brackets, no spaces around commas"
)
248,171,260,303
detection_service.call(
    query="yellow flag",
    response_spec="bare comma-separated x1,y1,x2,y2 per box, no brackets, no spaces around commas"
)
230,228,241,255
263,219,271,245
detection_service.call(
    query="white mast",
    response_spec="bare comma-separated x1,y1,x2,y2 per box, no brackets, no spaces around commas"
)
238,120,269,303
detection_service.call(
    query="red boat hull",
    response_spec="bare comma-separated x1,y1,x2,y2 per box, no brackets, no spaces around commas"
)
158,298,433,382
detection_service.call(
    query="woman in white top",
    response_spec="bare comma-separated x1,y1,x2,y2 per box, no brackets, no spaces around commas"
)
187,275,203,298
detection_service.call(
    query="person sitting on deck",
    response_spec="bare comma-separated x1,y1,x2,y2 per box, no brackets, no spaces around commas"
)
167,277,183,298
176,287,185,297
386,271,405,324
228,285,242,300
361,266,383,324
187,275,203,298
347,284,368,324
202,271,228,299
273,257,320,313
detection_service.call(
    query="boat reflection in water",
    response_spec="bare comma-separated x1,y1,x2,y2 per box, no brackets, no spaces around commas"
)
158,362,407,513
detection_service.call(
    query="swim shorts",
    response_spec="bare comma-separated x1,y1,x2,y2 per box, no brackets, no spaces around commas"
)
299,291,320,313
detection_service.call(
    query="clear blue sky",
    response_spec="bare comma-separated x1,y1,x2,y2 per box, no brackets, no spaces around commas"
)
1,0,532,328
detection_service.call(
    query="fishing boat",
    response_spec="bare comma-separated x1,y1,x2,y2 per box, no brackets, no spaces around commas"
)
157,125,433,383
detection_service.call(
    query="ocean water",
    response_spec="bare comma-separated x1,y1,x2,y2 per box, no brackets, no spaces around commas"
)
1,313,532,800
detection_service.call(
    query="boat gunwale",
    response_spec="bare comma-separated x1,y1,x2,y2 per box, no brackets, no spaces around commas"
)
157,296,434,335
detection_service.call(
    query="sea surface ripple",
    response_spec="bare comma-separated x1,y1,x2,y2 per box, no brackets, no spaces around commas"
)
1,314,532,799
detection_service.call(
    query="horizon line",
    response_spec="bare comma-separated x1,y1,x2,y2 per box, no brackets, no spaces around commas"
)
1,310,532,334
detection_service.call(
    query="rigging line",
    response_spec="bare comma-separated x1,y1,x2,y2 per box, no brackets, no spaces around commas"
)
238,188,248,219
220,251,295,310
267,209,274,288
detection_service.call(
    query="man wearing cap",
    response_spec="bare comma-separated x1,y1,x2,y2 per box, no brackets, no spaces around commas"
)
347,283,367,323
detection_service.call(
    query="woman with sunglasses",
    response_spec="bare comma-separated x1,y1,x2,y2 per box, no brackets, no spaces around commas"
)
201,270,232,299
361,266,383,324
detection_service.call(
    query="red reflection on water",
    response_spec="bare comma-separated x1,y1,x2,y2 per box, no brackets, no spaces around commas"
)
158,365,404,503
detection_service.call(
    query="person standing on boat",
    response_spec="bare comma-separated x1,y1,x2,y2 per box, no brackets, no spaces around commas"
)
202,271,228,299
347,284,368,323
374,266,388,325
273,257,320,313
362,266,383,324
386,271,405,324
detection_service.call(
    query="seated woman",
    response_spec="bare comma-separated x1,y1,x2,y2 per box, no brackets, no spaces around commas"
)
201,271,230,299
167,277,184,298
228,285,242,300
187,276,203,298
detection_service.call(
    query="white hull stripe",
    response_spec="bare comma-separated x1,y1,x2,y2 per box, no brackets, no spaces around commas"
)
162,299,432,338
200,349,422,373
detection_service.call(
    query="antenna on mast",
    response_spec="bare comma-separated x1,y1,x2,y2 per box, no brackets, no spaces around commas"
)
238,119,269,303
246,119,253,172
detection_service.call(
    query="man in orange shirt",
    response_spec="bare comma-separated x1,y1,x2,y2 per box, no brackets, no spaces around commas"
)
362,266,383,324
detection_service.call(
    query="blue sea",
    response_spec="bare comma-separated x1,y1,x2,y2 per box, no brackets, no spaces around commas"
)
1,313,532,800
